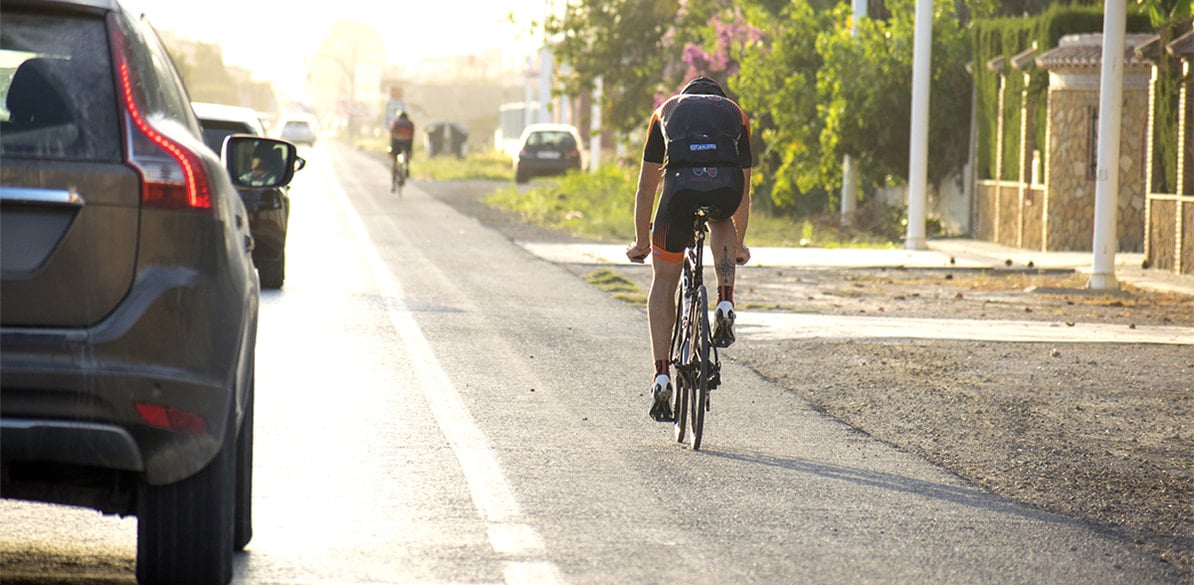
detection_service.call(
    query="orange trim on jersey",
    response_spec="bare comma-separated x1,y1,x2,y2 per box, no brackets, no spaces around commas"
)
652,245,683,264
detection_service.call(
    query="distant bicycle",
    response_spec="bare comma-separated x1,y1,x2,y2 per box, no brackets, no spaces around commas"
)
389,147,407,196
669,206,722,450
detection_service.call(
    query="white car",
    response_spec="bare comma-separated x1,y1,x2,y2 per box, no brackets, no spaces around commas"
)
277,115,318,146
513,123,585,184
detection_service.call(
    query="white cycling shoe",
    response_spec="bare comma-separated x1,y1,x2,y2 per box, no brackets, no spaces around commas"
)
712,300,735,348
649,374,673,422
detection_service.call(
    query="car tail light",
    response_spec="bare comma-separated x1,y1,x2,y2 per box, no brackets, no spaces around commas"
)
111,27,211,210
135,402,207,435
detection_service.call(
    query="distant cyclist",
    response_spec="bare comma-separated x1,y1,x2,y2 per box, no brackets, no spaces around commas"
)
625,76,753,422
388,110,415,174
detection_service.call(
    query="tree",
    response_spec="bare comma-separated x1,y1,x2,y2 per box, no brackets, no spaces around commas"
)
815,0,972,196
735,0,972,212
732,1,828,210
546,0,745,135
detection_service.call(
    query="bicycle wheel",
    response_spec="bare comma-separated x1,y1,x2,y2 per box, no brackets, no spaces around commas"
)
688,287,711,450
391,158,399,194
670,294,687,442
672,369,689,443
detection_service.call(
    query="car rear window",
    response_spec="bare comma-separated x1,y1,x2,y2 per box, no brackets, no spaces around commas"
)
527,131,576,149
199,119,257,154
0,13,121,161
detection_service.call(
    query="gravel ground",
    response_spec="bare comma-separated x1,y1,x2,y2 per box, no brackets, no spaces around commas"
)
421,178,1194,582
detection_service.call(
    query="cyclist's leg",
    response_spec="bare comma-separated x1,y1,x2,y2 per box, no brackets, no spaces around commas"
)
648,255,682,366
698,173,744,347
649,177,696,364
708,218,737,291
700,170,745,294
645,178,692,420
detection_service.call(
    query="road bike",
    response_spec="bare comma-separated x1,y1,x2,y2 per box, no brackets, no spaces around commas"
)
390,148,408,196
669,206,722,450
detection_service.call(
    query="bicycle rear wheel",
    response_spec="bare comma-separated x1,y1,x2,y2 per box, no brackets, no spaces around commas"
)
392,154,407,196
688,287,711,450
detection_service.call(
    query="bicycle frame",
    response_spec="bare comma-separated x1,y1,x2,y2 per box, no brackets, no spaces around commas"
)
669,206,721,449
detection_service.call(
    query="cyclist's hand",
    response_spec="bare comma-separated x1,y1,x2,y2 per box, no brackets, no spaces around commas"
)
626,242,650,264
736,244,751,266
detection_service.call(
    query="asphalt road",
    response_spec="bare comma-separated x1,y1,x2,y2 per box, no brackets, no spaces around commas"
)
0,142,1181,584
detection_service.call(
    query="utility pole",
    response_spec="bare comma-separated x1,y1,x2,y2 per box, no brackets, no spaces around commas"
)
905,0,932,250
1088,1,1127,290
538,47,553,123
590,77,602,173
840,0,867,226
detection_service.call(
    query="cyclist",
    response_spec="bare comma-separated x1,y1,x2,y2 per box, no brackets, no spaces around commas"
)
625,76,753,422
388,110,415,175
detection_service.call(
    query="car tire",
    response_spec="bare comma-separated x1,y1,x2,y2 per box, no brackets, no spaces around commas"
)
515,169,529,184
259,253,285,289
233,368,254,551
136,409,236,585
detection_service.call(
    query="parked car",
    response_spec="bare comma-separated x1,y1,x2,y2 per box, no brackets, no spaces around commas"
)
276,115,317,146
0,1,298,583
514,123,585,184
193,101,299,289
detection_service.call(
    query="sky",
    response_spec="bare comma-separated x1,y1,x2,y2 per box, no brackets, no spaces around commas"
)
124,0,553,90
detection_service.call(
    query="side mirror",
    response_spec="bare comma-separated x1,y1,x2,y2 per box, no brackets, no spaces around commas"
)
223,136,300,189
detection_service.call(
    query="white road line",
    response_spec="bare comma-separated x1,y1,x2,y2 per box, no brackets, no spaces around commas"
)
320,156,563,585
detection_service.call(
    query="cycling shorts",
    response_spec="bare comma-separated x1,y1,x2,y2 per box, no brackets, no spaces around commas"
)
651,165,744,264
390,138,413,158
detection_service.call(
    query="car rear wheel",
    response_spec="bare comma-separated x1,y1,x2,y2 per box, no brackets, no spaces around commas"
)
515,169,529,184
136,411,236,585
258,252,285,289
233,370,254,551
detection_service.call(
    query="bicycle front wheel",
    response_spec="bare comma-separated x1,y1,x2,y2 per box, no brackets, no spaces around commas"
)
673,370,689,443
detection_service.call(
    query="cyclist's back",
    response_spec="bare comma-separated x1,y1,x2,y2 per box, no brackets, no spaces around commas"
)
647,93,750,171
389,112,415,167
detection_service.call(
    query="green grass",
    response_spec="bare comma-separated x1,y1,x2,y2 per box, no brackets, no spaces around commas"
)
354,136,514,181
412,150,513,181
486,165,636,242
485,164,899,248
584,268,646,306
352,134,899,248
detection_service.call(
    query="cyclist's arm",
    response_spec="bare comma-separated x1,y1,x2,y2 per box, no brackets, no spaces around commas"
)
629,161,663,261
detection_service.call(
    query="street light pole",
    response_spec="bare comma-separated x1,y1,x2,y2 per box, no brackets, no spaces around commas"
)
905,0,932,250
1088,1,1127,290
311,49,358,141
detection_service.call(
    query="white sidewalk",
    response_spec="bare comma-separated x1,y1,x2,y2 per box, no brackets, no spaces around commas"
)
736,311,1194,345
519,240,1193,345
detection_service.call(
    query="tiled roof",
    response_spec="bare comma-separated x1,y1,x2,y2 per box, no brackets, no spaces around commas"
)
1169,29,1194,57
1036,34,1156,70
1011,47,1037,70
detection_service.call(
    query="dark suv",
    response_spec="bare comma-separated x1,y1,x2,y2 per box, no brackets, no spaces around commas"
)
194,101,298,288
0,1,298,583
